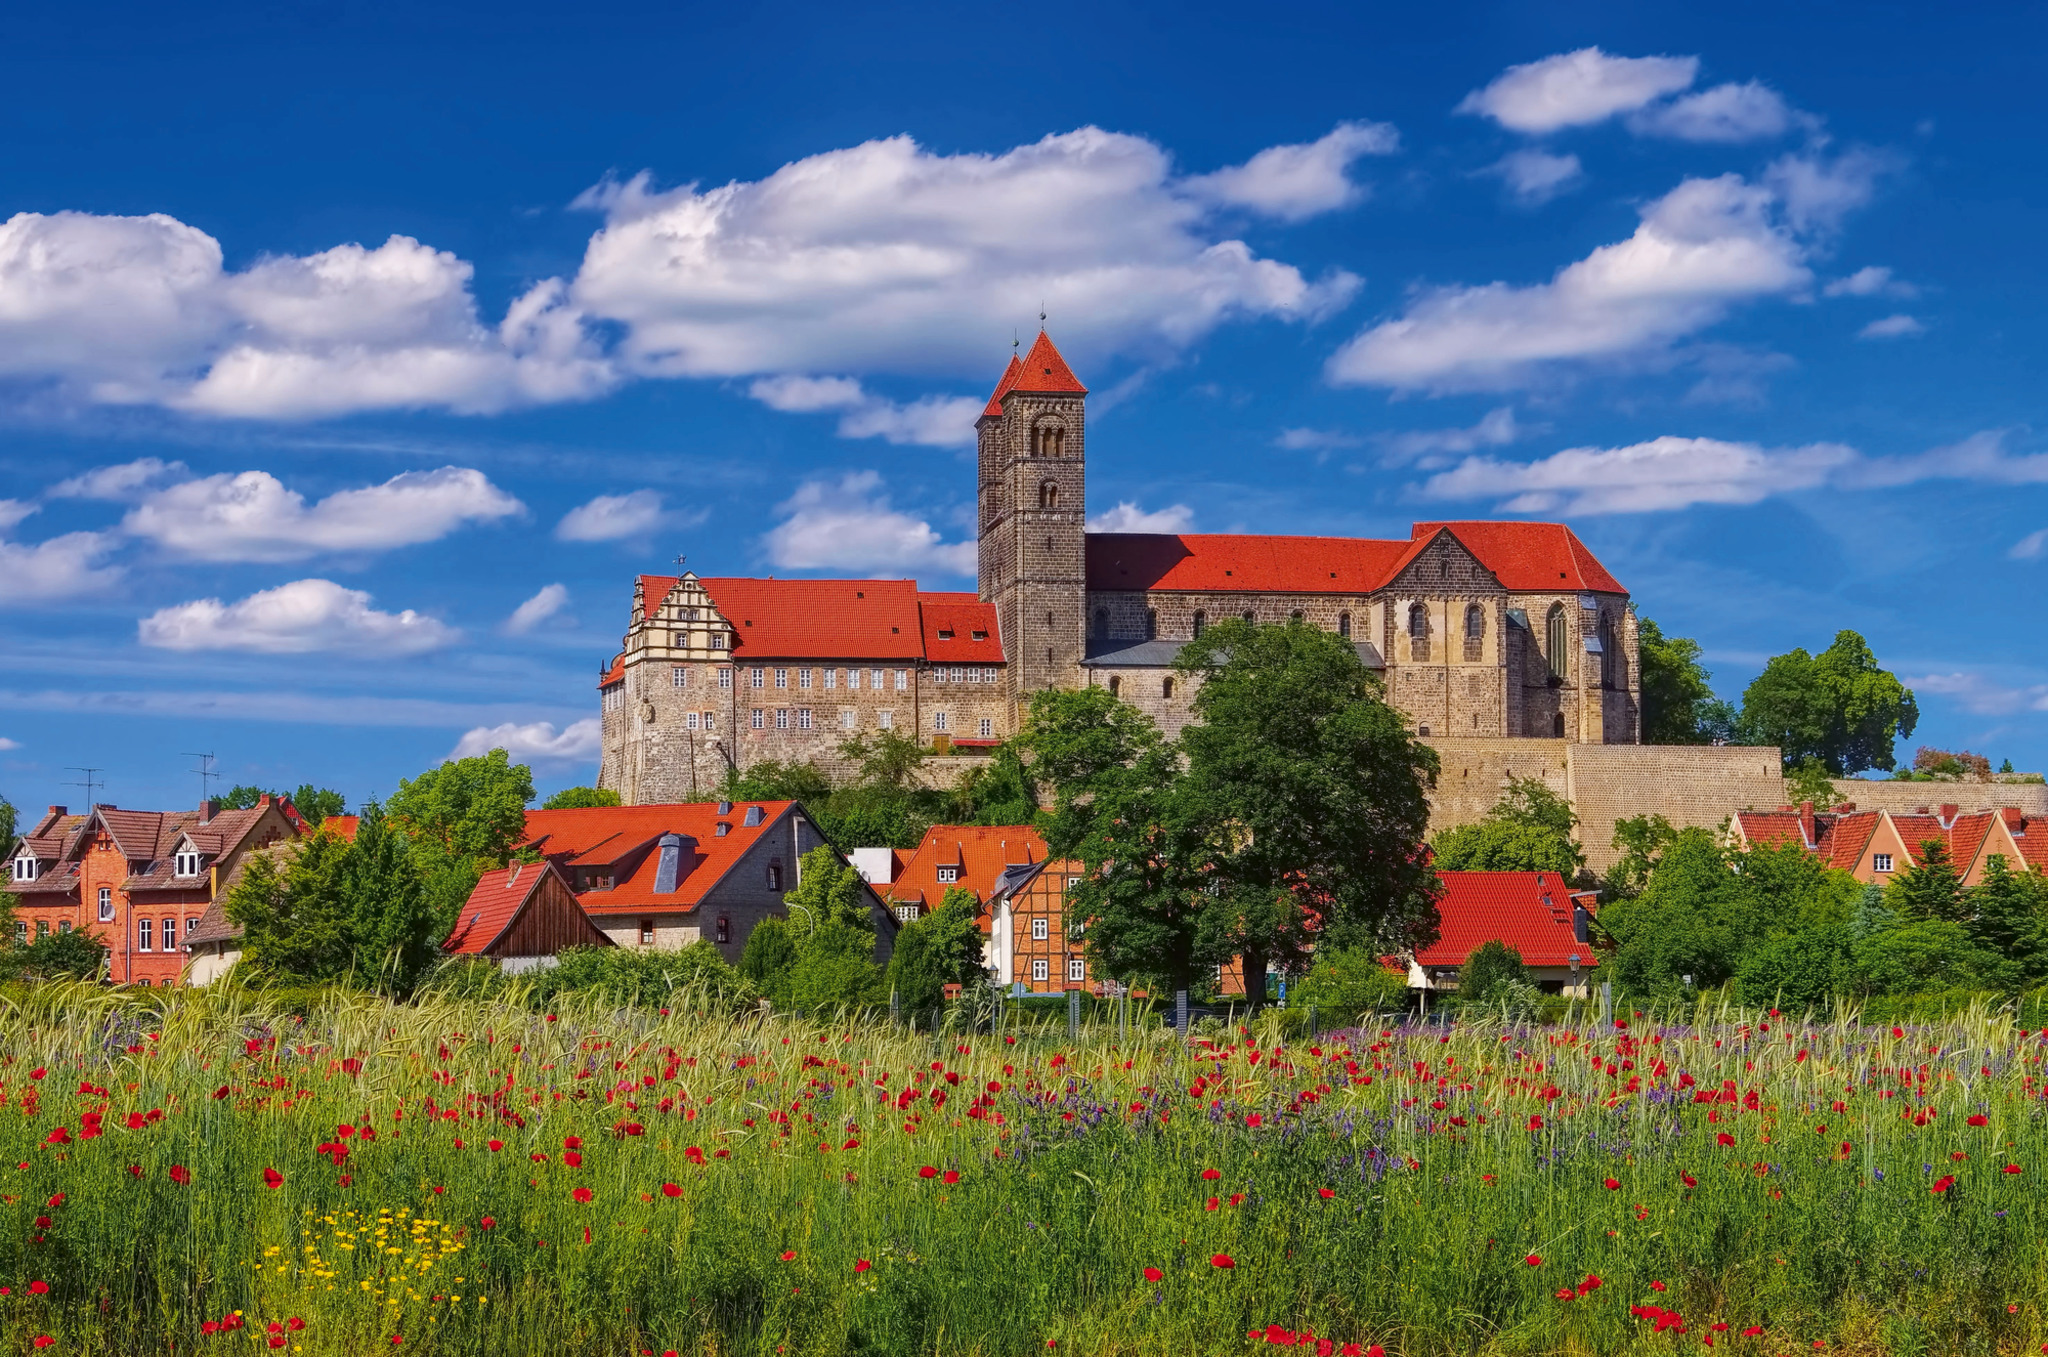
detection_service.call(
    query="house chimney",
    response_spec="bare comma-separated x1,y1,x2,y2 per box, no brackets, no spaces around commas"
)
653,832,685,894
1838,802,1856,813
1572,901,1590,945
199,798,220,824
48,805,66,816
1940,803,1959,826
2003,806,2025,832
1798,801,1815,848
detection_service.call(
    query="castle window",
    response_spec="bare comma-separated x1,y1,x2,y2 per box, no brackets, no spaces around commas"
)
1145,609,1158,640
1290,609,1304,623
1553,712,1566,738
687,712,700,729
933,711,948,733
896,670,908,690
878,710,894,729
703,712,716,731
1108,676,1121,697
1601,612,1622,689
1087,606,1105,639
751,667,765,688
800,668,813,689
934,666,946,684
1162,677,1175,699
1040,481,1059,509
1408,603,1430,663
1546,604,1568,681
672,666,688,688
751,709,765,729
774,668,788,689
775,709,789,729
719,668,732,690
1192,610,1205,638
872,669,886,689
979,718,994,738
1337,611,1351,638
841,709,857,730
824,668,837,689
1464,604,1485,662
798,709,812,730
710,633,727,650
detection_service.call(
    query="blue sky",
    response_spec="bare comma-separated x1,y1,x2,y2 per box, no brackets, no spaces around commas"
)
4,0,2045,812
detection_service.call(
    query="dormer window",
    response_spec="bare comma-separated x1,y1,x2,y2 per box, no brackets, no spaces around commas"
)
938,629,954,640
174,849,203,878
937,866,959,884
972,630,987,641
715,823,730,837
11,856,36,883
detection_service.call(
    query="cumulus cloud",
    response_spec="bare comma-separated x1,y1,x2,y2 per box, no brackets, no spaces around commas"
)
1763,147,1893,234
48,457,187,500
1382,407,1522,463
0,529,120,604
1824,266,1916,299
449,717,602,764
556,490,668,542
1183,121,1400,221
1330,172,1816,391
1086,501,1196,533
0,499,33,532
1456,48,1698,133
1482,150,1584,206
123,465,522,562
505,583,570,634
137,578,457,654
747,375,981,447
0,214,616,417
1858,313,1924,340
1628,81,1803,143
568,128,1360,382
762,471,974,577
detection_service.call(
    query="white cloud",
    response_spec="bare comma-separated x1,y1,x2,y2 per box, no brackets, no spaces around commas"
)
1907,672,2048,717
1456,48,1698,133
1273,428,1363,452
505,583,570,634
0,737,19,751
1628,82,1802,143
556,490,667,542
568,128,1360,382
1482,150,1584,206
0,499,33,532
0,214,616,417
123,465,522,562
1382,407,1522,463
1763,148,1891,234
1183,121,1400,221
747,375,980,447
1329,172,1813,391
0,525,121,605
137,578,457,655
1418,435,1855,514
2010,530,2048,562
48,457,188,500
762,471,975,577
1858,313,1924,340
1824,266,1916,299
1842,430,2048,489
1086,501,1196,533
449,717,602,764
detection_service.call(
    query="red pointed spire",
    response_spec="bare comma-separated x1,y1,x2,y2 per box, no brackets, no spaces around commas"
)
981,354,1023,419
1010,331,1087,395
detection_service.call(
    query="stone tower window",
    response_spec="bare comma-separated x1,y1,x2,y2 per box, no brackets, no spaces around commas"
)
1241,609,1255,624
1108,675,1121,697
1464,604,1485,662
1553,711,1567,738
1337,611,1351,638
1035,423,1065,457
1145,608,1158,640
1040,480,1059,509
1546,603,1568,681
1290,609,1304,623
1408,603,1430,662
1600,611,1620,689
1162,677,1175,699
1192,609,1205,638
1093,607,1109,639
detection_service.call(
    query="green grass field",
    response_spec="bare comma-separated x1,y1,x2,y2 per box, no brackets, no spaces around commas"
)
1,985,2043,1356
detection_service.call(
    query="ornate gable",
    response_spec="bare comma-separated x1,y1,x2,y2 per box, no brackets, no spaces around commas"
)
635,573,737,663
1382,528,1504,598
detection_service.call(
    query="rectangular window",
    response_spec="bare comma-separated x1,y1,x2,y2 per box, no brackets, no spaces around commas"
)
841,708,857,730
687,712,701,729
57,921,70,935
894,904,918,923
937,866,958,884
10,857,32,882
1031,959,1048,983
672,666,688,688
99,887,114,922
869,669,883,690
1068,958,1085,982
162,917,176,950
824,668,837,689
751,709,765,730
775,709,790,729
719,668,733,690
711,632,727,650
934,666,945,684
14,921,25,944
774,668,788,689
1873,853,1893,873
847,669,860,690
639,920,655,946
751,667,765,688
878,710,894,729
33,919,47,939
1031,917,1049,940
799,668,813,689
703,712,716,731
895,670,908,690
767,864,782,890
951,666,963,683
798,708,813,730
186,916,199,941
933,711,948,733
978,718,994,738
174,849,201,877
139,918,152,952
715,917,731,944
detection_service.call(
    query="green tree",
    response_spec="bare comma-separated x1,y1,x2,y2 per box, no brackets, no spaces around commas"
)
0,794,17,849
1429,776,1585,878
289,786,349,824
1847,919,1990,996
1638,618,1725,744
884,886,985,1013
338,803,439,992
949,743,1037,826
1171,619,1442,1003
220,785,267,810
1736,925,1850,1011
534,941,755,1011
778,844,886,1010
837,731,928,792
721,760,833,805
226,837,354,984
1290,948,1409,1020
1606,813,1678,899
6,928,105,982
1965,855,2048,990
1886,838,1968,922
1457,939,1530,1005
738,916,799,1003
1739,630,1919,775
1784,759,1846,808
540,786,621,810
386,749,536,936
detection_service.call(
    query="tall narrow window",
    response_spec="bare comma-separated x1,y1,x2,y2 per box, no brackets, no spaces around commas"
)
1093,607,1109,638
1039,480,1059,509
139,918,152,952
1546,603,1568,681
1144,608,1158,640
1600,612,1620,689
1464,604,1485,662
1107,676,1121,697
162,917,176,951
1191,610,1205,638
1162,677,1175,699
99,887,113,923
1408,603,1430,662
1337,611,1351,638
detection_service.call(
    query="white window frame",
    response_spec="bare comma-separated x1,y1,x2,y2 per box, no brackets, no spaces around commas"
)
751,709,765,730
162,917,176,951
895,670,908,691
1031,917,1049,940
799,668,813,690
797,708,813,730
979,718,994,738
719,668,733,690
1873,853,1894,873
751,667,765,689
138,918,152,952
824,668,837,690
870,669,884,690
937,866,958,884
775,668,788,689
894,904,919,923
672,666,688,688
775,709,790,729
687,712,701,730
174,849,202,877
1068,958,1085,982
934,666,946,685
840,709,857,730
99,886,114,923
878,710,894,729
847,669,860,690
933,711,948,733
1031,959,1049,983
12,856,36,883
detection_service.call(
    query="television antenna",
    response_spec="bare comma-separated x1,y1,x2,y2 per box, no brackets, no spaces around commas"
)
64,766,104,807
183,751,220,804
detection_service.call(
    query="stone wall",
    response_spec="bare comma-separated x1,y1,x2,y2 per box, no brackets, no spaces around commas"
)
1825,778,2048,817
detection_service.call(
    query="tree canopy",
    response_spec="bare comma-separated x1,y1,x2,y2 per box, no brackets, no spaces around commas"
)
884,886,985,1014
1430,776,1586,878
1739,630,1919,775
540,786,621,810
221,784,349,824
1637,618,1736,745
386,749,536,936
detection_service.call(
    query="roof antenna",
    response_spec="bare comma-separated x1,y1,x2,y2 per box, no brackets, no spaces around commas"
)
183,751,219,805
65,766,104,808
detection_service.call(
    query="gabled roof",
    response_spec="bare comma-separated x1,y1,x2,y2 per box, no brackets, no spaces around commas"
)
702,578,923,661
522,800,799,914
1410,522,1626,594
881,824,1052,929
1412,870,1595,971
1007,332,1087,395
981,354,1024,419
919,593,1006,664
443,860,605,956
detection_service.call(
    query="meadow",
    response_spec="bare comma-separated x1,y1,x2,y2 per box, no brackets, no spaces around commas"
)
1,986,2044,1356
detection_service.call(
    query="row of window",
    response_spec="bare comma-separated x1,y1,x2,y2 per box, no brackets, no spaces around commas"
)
11,919,76,942
1029,958,1087,983
15,915,200,950
636,917,733,945
1094,607,1354,642
1105,676,1174,700
743,709,996,738
668,631,730,650
931,667,999,684
667,666,1000,692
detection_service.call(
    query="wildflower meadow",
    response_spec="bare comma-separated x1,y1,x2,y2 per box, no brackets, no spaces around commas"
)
2,986,2045,1356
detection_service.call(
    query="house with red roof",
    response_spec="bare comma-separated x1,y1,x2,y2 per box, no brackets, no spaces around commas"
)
870,824,1090,994
596,329,1642,807
1730,801,2048,886
8,797,304,986
1383,870,1600,997
445,860,613,970
518,799,897,965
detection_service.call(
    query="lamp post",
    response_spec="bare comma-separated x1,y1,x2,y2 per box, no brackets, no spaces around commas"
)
1569,953,1582,1020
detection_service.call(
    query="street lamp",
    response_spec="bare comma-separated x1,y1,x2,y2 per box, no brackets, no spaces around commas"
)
1569,953,1582,1005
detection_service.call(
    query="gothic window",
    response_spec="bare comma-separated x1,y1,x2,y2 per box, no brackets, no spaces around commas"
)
1039,480,1059,509
1192,609,1206,638
1464,604,1485,662
1546,603,1569,681
1145,609,1158,640
1600,611,1622,689
1408,603,1430,663
1553,711,1567,738
1093,607,1109,639
1337,611,1351,638
1162,677,1175,699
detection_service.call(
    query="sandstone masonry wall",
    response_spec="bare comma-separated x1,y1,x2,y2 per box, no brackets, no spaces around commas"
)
1824,779,2048,817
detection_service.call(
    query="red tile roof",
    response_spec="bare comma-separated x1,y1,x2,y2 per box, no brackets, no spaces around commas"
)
1410,522,1626,594
704,578,923,661
522,801,795,914
918,594,1006,664
1008,331,1087,395
1412,870,1596,970
981,354,1023,419
1948,811,1998,875
883,824,1048,931
445,861,548,955
638,575,679,623
322,816,361,842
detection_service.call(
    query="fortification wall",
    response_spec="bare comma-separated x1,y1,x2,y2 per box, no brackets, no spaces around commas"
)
1826,778,2048,817
1566,745,1786,872
1420,737,1572,830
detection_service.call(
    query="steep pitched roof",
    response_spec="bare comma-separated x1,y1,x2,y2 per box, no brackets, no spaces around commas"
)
1411,522,1626,594
443,860,606,956
918,593,1006,664
1008,332,1087,395
522,801,798,914
981,354,1024,418
882,824,1050,929
1085,534,1414,593
1412,870,1596,971
700,578,924,661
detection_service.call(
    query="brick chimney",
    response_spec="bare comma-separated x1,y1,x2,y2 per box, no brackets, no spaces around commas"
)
199,798,220,824
1798,801,1815,848
1939,803,1959,826
2003,806,2025,833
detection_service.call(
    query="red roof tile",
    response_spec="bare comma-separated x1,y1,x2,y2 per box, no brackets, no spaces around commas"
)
1412,870,1596,970
1889,815,1946,864
918,593,1006,664
445,861,547,955
1410,521,1626,594
522,801,795,914
884,824,1050,931
1085,533,1413,593
1948,811,1998,876
1008,332,1087,395
701,578,924,661
639,575,679,622
981,354,1023,419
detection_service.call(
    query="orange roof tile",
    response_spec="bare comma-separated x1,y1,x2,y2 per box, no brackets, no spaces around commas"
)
1412,871,1596,970
919,593,1005,664
981,354,1023,419
522,801,795,914
445,861,549,955
883,824,1052,932
1086,533,1413,593
1008,331,1087,395
702,578,924,661
1410,521,1626,594
1889,815,1946,865
1947,811,1998,876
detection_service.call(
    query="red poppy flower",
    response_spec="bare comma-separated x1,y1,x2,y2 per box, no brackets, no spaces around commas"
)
780,1250,797,1261
1527,1115,1543,1130
1931,1175,1955,1194
1318,1187,1336,1199
169,1165,190,1185
842,1138,860,1150
942,1170,960,1184
29,1280,49,1295
918,1166,938,1179
564,1152,583,1168
270,1337,287,1349
1603,1177,1620,1190
1715,1133,1735,1147
288,1320,304,1332
1682,1173,1698,1188
33,1338,52,1349
29,1066,44,1080
854,1259,872,1273
1743,1328,1763,1337
1143,1267,1163,1282
1201,1168,1221,1180
1524,1254,1541,1267
1205,1197,1220,1211
479,1217,495,1230
488,1140,504,1152
1969,1114,1989,1126
1210,1253,1235,1269
2005,1164,2023,1175
564,1136,583,1149
662,1182,682,1198
572,1187,593,1203
262,1168,283,1190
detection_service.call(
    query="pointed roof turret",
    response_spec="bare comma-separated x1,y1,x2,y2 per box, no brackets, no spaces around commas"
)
1009,331,1088,395
981,354,1024,419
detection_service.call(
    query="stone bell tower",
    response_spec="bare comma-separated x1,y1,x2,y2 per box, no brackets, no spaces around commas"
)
977,330,1088,702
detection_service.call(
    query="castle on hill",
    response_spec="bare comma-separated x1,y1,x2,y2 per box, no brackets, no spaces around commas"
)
597,331,1642,803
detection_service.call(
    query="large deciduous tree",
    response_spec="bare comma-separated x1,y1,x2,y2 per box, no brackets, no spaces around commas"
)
386,748,536,936
1739,630,1918,775
1429,776,1587,878
1637,618,1736,745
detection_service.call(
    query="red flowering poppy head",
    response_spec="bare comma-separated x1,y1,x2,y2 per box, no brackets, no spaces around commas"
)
28,1067,44,1080
854,1259,872,1273
1682,1173,1698,1188
662,1182,682,1198
1602,1177,1620,1190
1931,1175,1955,1194
1527,1115,1543,1130
564,1152,583,1168
1201,1168,1221,1180
1524,1254,1541,1267
1210,1253,1235,1269
1318,1187,1336,1199
488,1140,504,1152
564,1136,583,1149
2006,1164,2023,1174
262,1168,283,1189
270,1336,287,1349
780,1250,796,1261
1968,1114,1989,1127
29,1280,49,1295
288,1318,304,1331
33,1338,53,1349
169,1165,190,1185
1143,1267,1163,1282
479,1216,495,1230
1204,1197,1220,1211
1716,1132,1735,1147
572,1187,593,1204
918,1166,938,1179
942,1170,960,1184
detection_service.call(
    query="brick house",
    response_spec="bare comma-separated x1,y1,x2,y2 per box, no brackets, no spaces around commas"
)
444,860,613,970
7,799,303,985
1730,801,2048,886
871,824,1089,994
519,800,898,966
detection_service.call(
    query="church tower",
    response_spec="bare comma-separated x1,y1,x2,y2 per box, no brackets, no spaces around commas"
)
977,330,1088,702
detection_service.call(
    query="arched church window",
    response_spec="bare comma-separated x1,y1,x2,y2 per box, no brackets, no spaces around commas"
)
1145,609,1158,640
1408,603,1430,663
1553,711,1566,738
1192,609,1206,638
1035,423,1065,458
1337,611,1351,638
1039,481,1059,510
1464,604,1485,662
1600,611,1620,689
1108,675,1121,697
1093,607,1109,639
1162,677,1175,699
1546,603,1568,681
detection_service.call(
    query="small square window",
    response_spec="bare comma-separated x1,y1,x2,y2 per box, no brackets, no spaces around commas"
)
751,709,765,729
687,712,701,729
798,708,813,730
1067,876,1081,889
979,718,994,738
937,866,958,884
878,710,894,729
639,920,655,946
1031,917,1048,940
174,849,202,877
1031,959,1048,983
1068,958,1085,982
1873,853,1893,873
775,709,790,729
895,904,919,923
933,711,949,733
